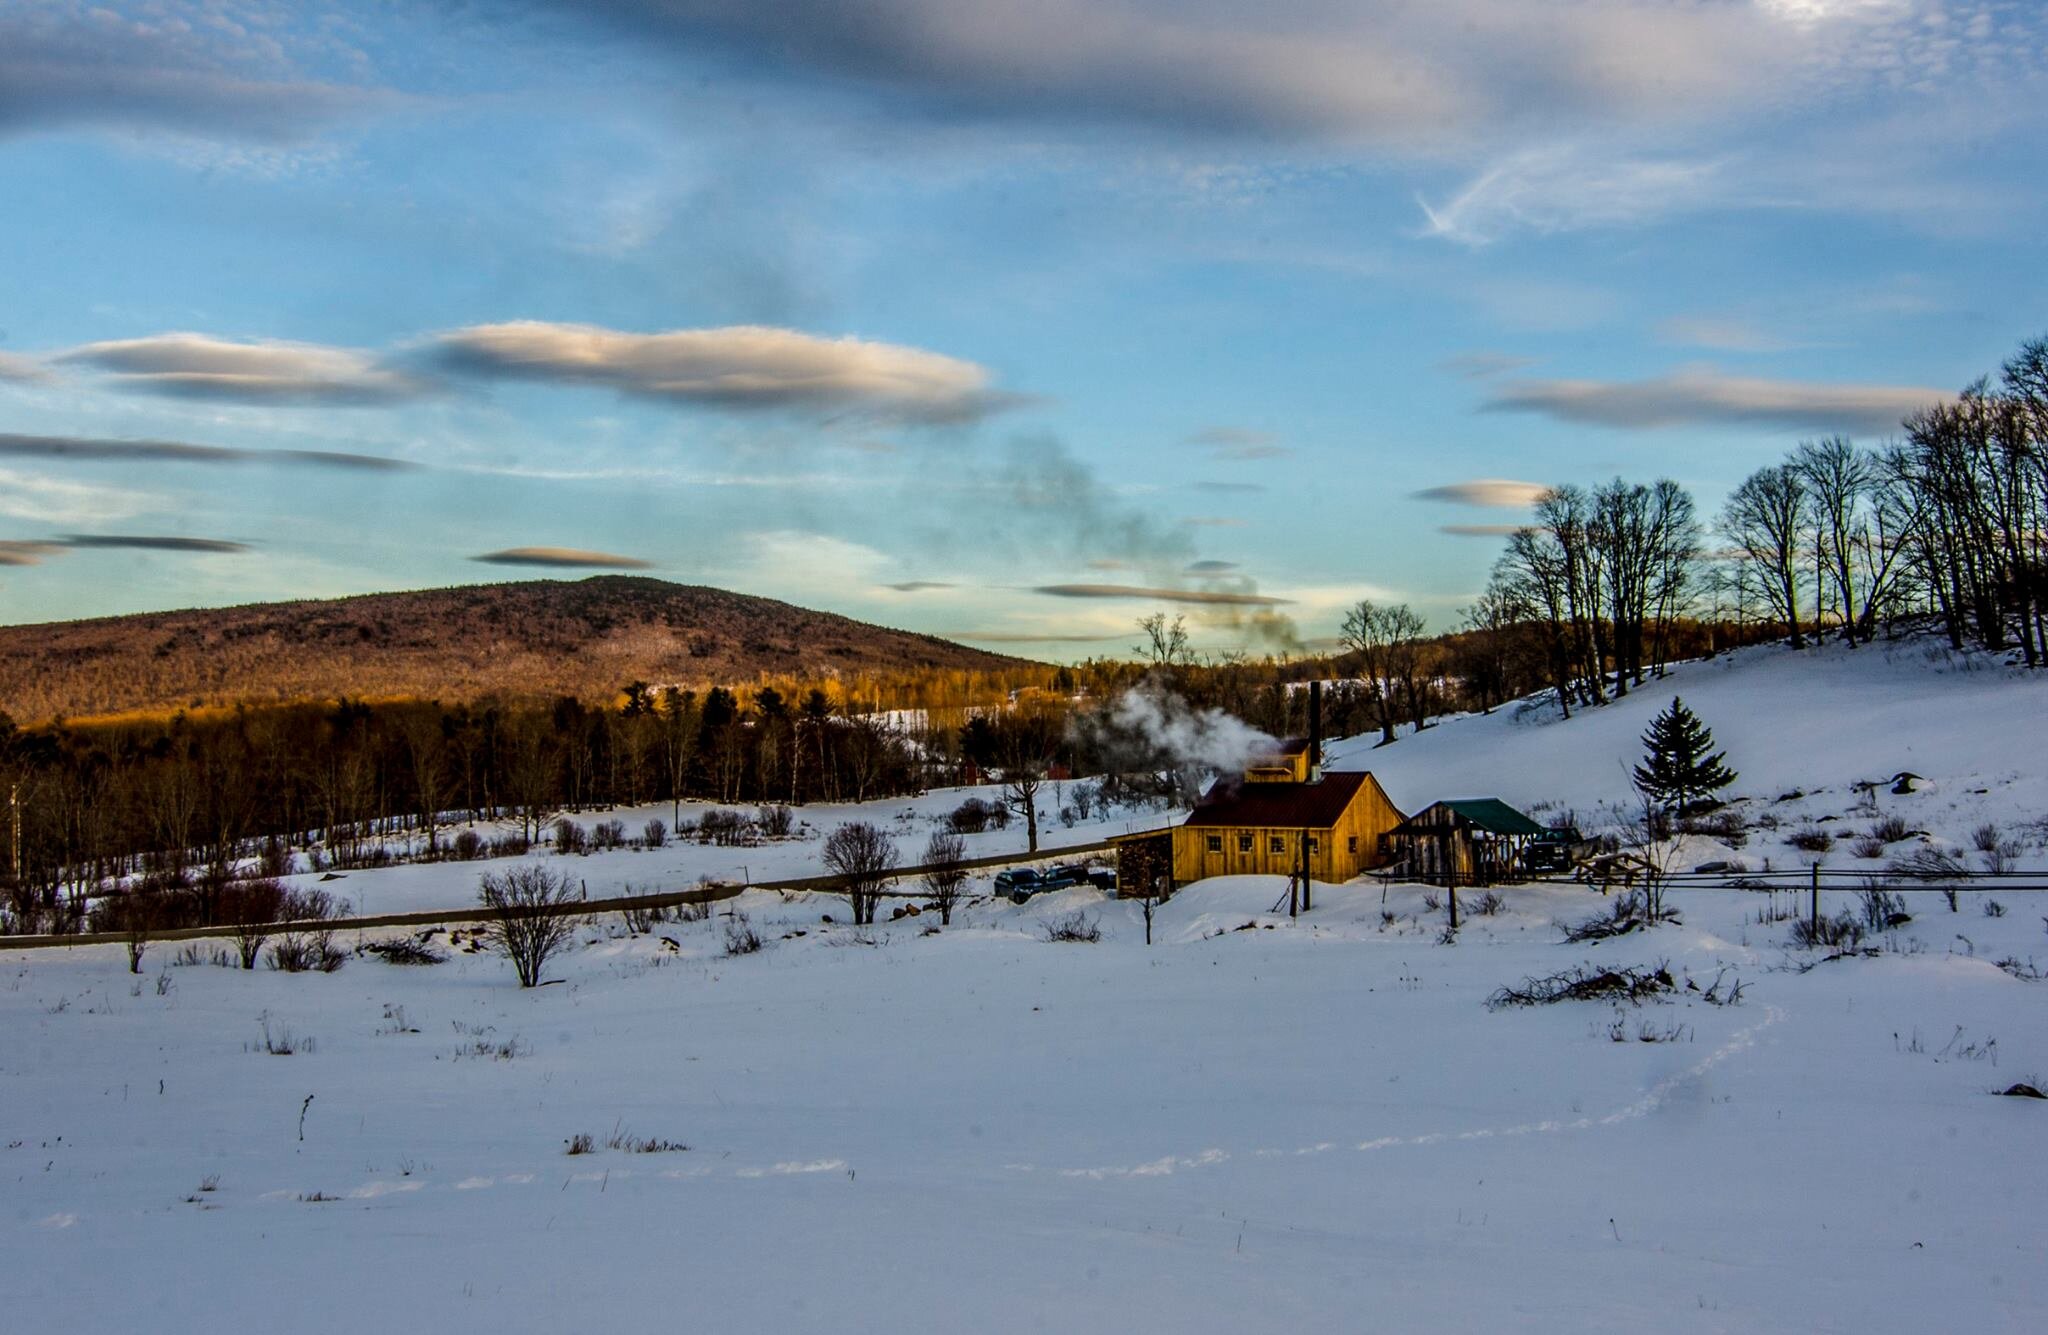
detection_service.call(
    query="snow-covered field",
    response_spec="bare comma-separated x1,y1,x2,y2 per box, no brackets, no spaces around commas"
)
7,641,2047,1333
284,782,1172,921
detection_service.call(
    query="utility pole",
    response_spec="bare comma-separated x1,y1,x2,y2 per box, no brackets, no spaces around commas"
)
7,781,19,885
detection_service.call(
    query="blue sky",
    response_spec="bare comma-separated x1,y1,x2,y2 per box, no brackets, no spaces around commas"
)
1,1,2043,658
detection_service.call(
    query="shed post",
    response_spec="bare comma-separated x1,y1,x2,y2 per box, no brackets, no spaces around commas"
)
1810,861,1820,938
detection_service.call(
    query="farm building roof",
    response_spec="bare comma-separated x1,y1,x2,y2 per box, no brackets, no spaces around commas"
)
1183,770,1375,830
1399,798,1547,837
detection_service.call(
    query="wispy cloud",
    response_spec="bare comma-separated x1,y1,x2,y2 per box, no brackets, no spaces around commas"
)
0,431,415,471
0,540,66,567
1032,583,1289,607
1438,352,1535,380
472,547,653,569
0,468,156,526
62,534,250,553
1482,368,1949,435
1439,523,1532,537
542,1,1832,145
1187,426,1290,460
434,321,1016,424
57,333,426,405
1656,315,1792,353
0,350,52,383
1412,479,1549,507
881,580,955,592
0,4,394,143
1419,144,1734,246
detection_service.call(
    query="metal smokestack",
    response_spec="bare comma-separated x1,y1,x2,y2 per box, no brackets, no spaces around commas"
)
1308,680,1323,782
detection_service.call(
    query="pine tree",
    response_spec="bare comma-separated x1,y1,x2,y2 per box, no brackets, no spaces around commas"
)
1632,697,1736,814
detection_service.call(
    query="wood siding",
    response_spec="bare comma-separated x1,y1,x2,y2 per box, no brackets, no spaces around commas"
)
1168,773,1404,884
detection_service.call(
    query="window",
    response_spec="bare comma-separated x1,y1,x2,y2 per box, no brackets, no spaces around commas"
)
1206,835,1222,853
1307,836,1320,854
1347,836,1358,854
1269,835,1285,854
1237,834,1253,853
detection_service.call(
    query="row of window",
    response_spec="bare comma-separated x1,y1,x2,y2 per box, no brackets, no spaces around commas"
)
1204,833,1358,855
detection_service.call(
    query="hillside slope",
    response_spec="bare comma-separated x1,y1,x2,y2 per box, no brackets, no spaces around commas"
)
0,576,1030,721
1329,638,2048,851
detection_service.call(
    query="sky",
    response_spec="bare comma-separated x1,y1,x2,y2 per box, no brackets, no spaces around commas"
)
1,1,2044,659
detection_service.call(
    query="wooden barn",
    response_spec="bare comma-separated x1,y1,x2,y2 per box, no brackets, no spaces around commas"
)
1386,798,1546,887
1110,683,1406,897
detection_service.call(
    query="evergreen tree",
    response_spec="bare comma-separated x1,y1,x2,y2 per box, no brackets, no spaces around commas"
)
1632,697,1736,814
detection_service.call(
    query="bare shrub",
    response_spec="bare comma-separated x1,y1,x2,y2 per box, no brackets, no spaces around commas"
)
698,809,749,846
269,888,344,973
1791,912,1864,950
1041,911,1101,943
1972,822,2003,854
1857,885,1910,931
618,887,666,934
1787,827,1834,853
1851,836,1886,860
722,911,763,956
823,822,896,927
1561,891,1676,942
590,819,627,850
1887,847,1971,911
1472,890,1505,917
946,797,1002,835
451,830,484,860
252,1011,311,1055
565,1132,595,1155
1871,814,1911,843
640,819,667,849
1984,899,2007,918
756,804,794,838
1679,808,1749,847
224,876,286,970
1487,963,1676,1009
919,831,968,926
479,864,583,987
358,935,448,965
553,820,590,856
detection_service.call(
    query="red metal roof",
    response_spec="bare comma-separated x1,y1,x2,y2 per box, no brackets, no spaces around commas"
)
1183,770,1375,830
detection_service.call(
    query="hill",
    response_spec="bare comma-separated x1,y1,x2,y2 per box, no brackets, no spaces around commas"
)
1328,637,2048,848
0,576,1031,722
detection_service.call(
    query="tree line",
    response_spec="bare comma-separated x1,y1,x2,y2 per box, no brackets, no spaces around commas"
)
1718,334,2048,663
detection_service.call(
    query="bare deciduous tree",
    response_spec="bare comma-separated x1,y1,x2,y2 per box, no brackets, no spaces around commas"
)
919,830,968,925
824,822,896,927
479,864,583,987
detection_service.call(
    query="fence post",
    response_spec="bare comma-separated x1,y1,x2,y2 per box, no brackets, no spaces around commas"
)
1810,861,1820,937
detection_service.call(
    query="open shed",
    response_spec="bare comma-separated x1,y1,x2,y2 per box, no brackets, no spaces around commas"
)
1388,798,1546,887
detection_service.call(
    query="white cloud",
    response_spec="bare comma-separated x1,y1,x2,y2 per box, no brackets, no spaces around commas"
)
57,333,423,404
1483,367,1949,434
434,321,1012,423
1413,479,1550,508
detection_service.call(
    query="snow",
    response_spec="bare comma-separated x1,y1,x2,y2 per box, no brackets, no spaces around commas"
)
7,640,2048,1332
288,780,1175,920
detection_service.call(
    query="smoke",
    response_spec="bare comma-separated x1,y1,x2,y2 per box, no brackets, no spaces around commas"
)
1077,678,1276,799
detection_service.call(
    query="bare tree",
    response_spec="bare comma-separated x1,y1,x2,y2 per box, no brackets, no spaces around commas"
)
999,756,1046,853
823,822,896,927
479,864,583,987
919,830,968,925
1340,600,1427,741
1722,464,1810,648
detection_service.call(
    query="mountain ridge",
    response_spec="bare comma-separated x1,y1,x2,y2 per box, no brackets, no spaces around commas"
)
0,575,1031,722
